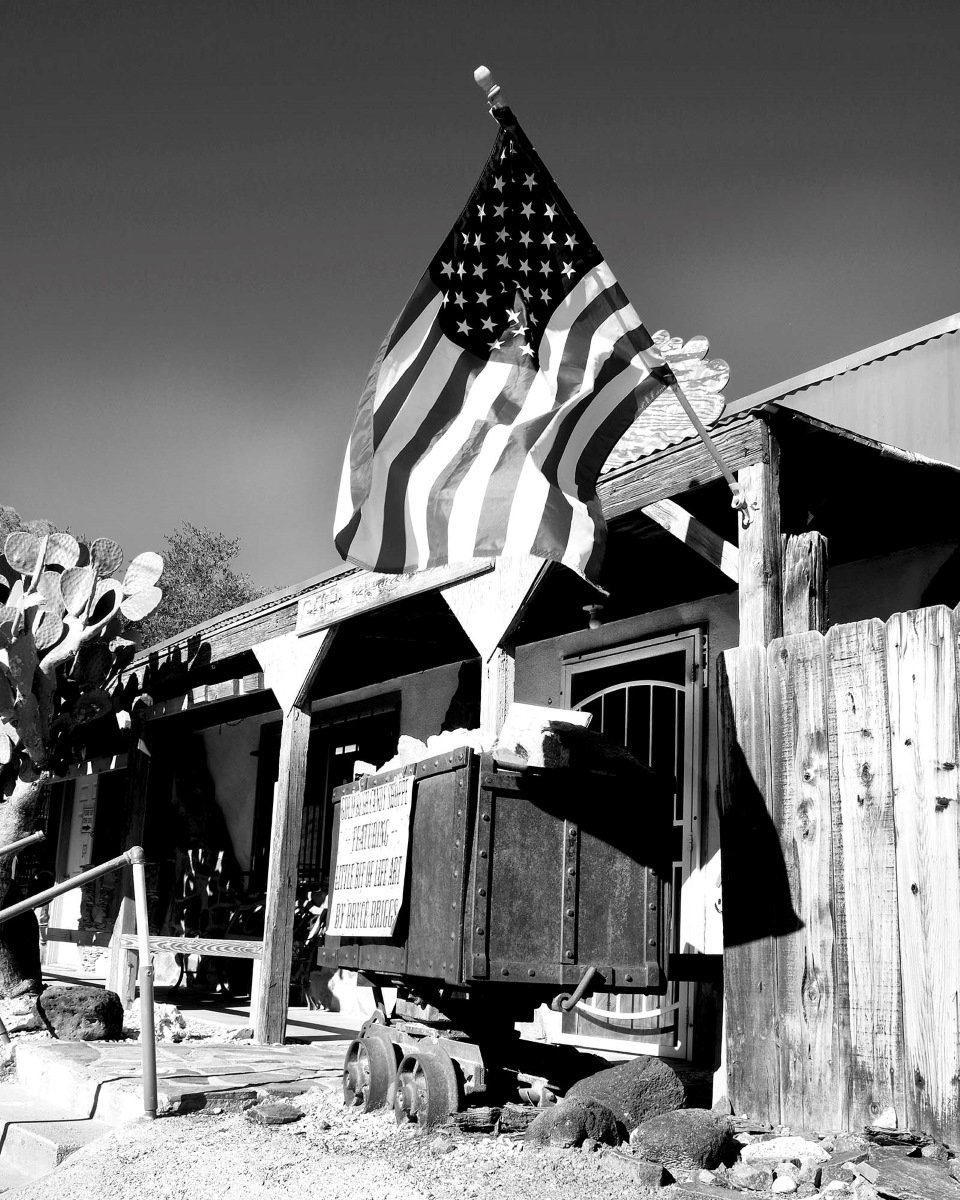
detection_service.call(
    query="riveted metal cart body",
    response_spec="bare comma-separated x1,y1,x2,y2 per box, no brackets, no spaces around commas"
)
319,745,671,1126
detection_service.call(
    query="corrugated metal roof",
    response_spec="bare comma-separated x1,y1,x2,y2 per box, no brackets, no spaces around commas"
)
726,313,960,411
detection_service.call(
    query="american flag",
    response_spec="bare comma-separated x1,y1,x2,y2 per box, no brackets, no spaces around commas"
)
334,106,674,583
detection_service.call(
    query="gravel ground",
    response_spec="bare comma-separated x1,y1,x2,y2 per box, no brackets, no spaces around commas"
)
17,1081,679,1200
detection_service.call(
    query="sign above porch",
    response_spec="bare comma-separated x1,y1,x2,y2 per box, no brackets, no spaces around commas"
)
295,559,494,636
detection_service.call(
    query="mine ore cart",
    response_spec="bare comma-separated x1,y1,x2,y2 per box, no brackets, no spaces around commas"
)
317,745,670,1129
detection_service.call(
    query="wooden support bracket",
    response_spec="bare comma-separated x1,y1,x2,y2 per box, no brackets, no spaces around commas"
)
642,498,738,582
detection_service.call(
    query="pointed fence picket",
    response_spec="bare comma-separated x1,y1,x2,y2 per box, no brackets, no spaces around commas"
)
720,603,960,1144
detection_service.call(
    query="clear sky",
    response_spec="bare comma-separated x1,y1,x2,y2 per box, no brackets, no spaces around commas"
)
3,0,959,589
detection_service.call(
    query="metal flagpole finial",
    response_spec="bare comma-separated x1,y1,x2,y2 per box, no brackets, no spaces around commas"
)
474,65,507,112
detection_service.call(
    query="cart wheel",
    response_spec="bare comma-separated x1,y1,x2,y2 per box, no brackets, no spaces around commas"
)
394,1046,461,1129
343,1035,398,1111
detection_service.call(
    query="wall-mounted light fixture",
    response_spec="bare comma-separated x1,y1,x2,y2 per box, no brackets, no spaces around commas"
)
582,604,604,631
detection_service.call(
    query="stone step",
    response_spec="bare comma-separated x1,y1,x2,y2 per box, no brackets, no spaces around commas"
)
0,1082,112,1181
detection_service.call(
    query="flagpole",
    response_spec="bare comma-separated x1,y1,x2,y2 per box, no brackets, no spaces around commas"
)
669,382,749,523
474,64,749,527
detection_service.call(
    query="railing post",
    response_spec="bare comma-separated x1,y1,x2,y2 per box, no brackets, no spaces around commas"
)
129,847,157,1119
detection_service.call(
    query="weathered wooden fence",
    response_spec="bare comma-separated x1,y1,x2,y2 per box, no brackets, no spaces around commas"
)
719,605,960,1144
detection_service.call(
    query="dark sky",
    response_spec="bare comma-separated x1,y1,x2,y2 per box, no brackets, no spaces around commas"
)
3,0,959,588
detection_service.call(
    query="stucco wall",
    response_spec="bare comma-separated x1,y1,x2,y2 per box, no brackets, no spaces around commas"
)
829,540,954,625
197,661,465,873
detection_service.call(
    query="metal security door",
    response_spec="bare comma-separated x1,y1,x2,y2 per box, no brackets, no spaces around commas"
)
557,630,703,1059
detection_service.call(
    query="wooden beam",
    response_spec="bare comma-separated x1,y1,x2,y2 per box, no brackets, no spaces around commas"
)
253,628,332,714
296,560,493,635
782,532,828,636
737,433,783,646
598,413,765,521
106,719,152,1005
142,672,266,720
442,556,547,661
480,647,515,740
118,934,262,959
251,703,312,1043
641,499,738,582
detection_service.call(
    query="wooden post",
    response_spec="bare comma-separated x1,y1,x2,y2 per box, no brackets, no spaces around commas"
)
480,645,515,740
783,532,828,636
737,440,782,646
251,702,311,1043
106,719,152,1003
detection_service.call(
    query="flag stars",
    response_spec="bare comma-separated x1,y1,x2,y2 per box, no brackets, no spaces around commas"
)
481,316,496,331
521,202,534,219
540,288,551,303
523,172,536,189
497,253,510,268
520,343,535,358
539,261,553,276
542,231,556,248
493,176,505,191
453,292,467,308
544,203,557,221
457,320,472,335
440,261,453,278
473,234,485,250
506,310,522,324
565,233,578,250
476,289,491,305
520,285,532,301
519,231,532,247
493,203,507,218
456,263,466,278
489,338,504,351
476,204,486,219
561,262,575,279
472,263,487,279
496,228,509,242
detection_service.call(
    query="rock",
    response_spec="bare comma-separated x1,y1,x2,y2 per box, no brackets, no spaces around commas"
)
726,1161,774,1191
596,1151,671,1187
123,1001,187,1042
566,1054,687,1131
225,1025,254,1041
775,1160,801,1181
949,1159,960,1183
630,1108,735,1170
0,991,42,1034
831,1132,872,1154
771,1178,797,1194
796,1186,817,1198
820,1149,870,1186
740,1135,830,1168
920,1142,949,1161
244,1101,303,1126
525,1098,620,1149
36,984,123,1041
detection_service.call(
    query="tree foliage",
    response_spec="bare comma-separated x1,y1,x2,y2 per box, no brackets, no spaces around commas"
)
136,521,264,647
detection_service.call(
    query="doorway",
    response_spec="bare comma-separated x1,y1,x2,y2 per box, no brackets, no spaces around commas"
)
552,629,704,1060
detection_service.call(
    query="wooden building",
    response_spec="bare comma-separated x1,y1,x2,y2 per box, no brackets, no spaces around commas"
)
37,315,960,1140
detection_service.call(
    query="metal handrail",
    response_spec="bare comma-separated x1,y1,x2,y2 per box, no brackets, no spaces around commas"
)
0,845,158,1118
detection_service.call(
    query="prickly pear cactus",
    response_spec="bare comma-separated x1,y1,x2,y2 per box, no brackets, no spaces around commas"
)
0,527,163,789
0,524,163,993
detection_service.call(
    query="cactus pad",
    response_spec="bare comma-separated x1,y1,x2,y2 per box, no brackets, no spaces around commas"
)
120,584,162,622
90,579,122,623
60,565,96,617
69,690,113,726
33,611,64,652
75,642,113,687
0,671,15,717
35,571,66,615
122,551,163,595
45,532,81,570
3,532,41,576
90,538,123,579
